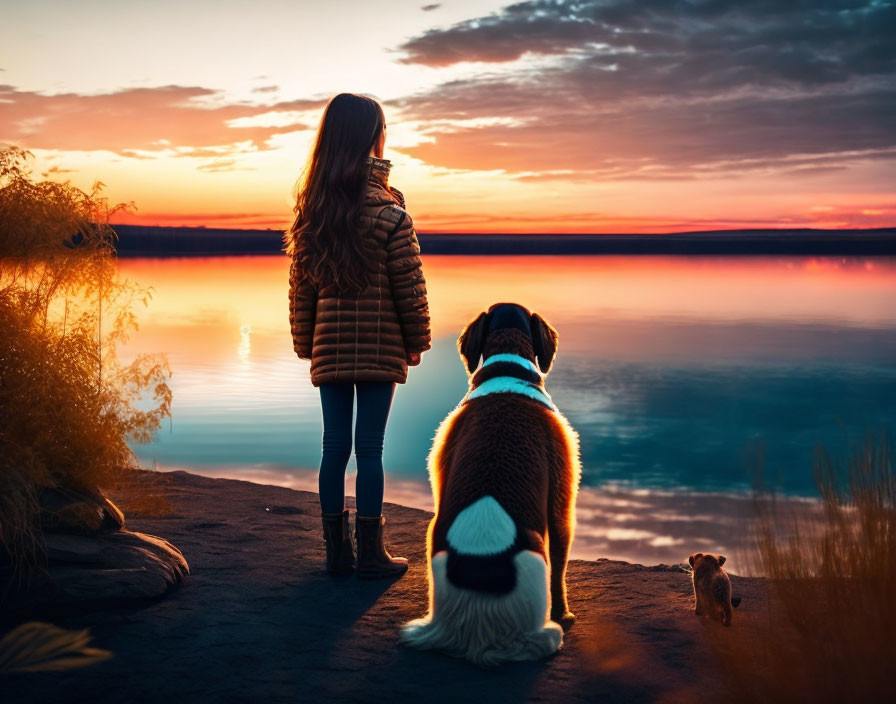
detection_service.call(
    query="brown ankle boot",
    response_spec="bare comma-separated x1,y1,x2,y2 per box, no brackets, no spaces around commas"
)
321,509,354,575
355,514,408,580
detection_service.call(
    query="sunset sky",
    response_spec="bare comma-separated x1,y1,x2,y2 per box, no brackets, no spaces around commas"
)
2,0,894,233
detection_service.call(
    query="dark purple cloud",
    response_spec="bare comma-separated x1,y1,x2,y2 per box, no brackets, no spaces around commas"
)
392,0,896,179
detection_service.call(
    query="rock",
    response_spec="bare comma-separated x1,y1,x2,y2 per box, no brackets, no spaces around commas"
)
38,486,126,535
54,503,105,532
647,562,692,573
2,529,189,612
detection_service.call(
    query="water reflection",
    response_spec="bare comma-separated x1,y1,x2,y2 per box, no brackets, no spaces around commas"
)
117,254,896,566
238,324,251,361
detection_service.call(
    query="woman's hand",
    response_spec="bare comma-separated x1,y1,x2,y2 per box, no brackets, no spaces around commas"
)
407,351,422,366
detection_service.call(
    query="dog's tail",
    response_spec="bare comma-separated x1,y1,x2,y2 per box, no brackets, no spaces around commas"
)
444,495,535,595
401,494,560,665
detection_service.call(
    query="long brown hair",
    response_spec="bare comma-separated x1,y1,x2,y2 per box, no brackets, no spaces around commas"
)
283,93,385,294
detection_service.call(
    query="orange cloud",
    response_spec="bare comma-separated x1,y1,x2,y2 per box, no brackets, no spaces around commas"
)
0,84,323,158
410,205,896,234
112,210,285,230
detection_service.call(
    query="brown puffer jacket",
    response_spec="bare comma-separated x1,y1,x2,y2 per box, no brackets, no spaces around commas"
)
288,156,431,386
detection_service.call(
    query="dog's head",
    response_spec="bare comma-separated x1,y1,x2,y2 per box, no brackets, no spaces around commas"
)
688,552,727,569
457,302,558,375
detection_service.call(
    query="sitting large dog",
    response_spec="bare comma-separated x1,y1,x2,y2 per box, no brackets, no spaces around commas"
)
401,303,582,667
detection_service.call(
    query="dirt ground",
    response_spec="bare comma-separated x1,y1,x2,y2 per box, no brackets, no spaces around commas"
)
1,469,766,703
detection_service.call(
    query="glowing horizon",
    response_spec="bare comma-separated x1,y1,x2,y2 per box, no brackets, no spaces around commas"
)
2,0,894,234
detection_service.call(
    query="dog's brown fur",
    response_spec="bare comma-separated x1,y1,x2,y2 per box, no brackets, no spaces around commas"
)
689,552,737,626
424,318,581,627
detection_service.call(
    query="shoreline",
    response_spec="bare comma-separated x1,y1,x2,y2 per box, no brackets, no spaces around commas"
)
109,224,896,257
139,464,806,575
2,468,766,702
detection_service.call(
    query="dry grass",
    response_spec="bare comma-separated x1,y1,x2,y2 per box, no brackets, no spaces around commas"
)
708,434,895,702
0,144,172,577
108,470,175,518
0,621,112,673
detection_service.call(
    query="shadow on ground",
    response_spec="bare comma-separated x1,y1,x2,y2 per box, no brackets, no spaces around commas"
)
1,470,764,703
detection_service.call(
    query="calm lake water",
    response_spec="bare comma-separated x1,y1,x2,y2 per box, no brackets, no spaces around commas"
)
118,255,896,569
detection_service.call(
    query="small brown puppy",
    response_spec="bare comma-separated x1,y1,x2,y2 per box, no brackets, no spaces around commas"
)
689,552,741,626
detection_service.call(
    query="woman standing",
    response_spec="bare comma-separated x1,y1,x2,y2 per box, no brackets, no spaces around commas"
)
285,93,431,579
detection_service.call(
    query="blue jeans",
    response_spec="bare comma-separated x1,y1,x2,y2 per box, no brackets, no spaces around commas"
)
318,381,396,517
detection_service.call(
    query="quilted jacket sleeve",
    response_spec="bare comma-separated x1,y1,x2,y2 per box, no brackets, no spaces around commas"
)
384,208,431,356
288,255,317,360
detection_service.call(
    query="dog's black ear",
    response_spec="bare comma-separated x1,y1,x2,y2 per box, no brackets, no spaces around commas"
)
688,554,696,567
458,311,490,374
530,312,558,373
718,555,726,567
